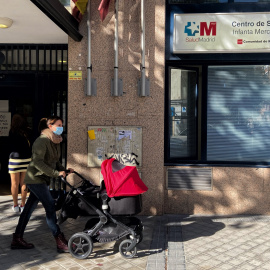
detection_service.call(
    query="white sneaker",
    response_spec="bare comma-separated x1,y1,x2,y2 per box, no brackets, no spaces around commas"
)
12,206,20,213
20,206,24,212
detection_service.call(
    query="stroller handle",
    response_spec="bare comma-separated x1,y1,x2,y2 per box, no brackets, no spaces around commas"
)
60,175,73,189
60,170,95,189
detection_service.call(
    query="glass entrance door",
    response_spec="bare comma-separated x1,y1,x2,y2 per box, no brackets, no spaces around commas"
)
168,67,198,160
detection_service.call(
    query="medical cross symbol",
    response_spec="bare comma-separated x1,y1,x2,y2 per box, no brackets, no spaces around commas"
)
184,22,199,36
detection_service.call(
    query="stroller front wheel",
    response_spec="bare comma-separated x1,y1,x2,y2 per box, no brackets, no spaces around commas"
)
119,239,137,258
68,232,93,260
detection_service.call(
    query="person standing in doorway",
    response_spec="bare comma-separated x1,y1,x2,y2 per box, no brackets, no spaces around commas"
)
8,114,32,213
11,116,73,253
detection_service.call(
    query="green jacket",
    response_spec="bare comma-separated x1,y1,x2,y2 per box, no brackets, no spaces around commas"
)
24,134,65,185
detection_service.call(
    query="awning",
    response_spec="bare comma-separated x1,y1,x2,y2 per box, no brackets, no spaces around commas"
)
30,0,83,42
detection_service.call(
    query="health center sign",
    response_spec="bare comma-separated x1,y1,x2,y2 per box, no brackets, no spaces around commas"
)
173,12,270,53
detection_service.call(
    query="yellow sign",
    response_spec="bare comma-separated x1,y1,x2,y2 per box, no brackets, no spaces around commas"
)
69,71,82,80
88,130,96,140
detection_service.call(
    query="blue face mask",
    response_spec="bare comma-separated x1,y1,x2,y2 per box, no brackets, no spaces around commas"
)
53,126,63,136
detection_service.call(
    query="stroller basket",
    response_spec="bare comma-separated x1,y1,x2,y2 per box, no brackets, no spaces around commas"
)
59,187,142,221
108,194,142,215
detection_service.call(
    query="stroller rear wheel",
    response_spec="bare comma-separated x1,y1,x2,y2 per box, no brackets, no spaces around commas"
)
68,232,93,260
119,239,137,258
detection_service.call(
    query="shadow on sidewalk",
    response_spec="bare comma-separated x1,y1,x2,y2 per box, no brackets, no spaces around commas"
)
165,215,226,243
180,219,225,242
176,214,269,242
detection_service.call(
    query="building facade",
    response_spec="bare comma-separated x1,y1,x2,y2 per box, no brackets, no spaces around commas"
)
67,0,165,215
66,0,270,216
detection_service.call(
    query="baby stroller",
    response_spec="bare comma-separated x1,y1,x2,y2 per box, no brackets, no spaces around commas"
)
58,158,148,260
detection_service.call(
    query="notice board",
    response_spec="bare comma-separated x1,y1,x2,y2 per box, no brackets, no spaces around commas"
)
87,126,142,167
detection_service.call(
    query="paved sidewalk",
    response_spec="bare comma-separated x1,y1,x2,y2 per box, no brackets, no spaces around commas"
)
2,194,270,269
0,195,158,270
179,215,270,270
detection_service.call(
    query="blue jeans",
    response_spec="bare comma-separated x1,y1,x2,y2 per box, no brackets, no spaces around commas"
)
15,183,60,237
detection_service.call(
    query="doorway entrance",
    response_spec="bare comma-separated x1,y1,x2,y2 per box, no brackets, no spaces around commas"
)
0,73,67,195
0,44,68,195
0,74,35,194
168,67,198,160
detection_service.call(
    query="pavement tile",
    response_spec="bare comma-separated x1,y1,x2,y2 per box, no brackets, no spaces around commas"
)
127,268,146,270
214,263,236,270
248,259,263,267
261,262,270,269
46,267,66,270
167,264,185,270
237,264,256,270
146,262,166,270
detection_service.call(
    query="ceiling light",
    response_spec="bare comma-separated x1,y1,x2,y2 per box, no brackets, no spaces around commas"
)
0,18,13,29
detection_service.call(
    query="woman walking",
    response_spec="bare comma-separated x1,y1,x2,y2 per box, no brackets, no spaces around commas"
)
11,116,73,253
8,114,32,213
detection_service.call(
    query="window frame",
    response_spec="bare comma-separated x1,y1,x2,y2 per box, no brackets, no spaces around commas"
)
165,1,270,167
165,61,270,167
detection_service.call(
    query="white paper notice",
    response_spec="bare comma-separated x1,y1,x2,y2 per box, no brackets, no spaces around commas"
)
0,112,11,136
0,100,9,112
118,130,132,140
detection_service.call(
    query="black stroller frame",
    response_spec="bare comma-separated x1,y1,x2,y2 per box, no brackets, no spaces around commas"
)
59,171,144,260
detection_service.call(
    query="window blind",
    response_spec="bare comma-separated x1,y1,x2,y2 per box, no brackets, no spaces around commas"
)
207,65,270,162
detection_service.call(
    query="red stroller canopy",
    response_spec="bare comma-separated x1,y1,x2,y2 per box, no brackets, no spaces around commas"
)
101,158,148,198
